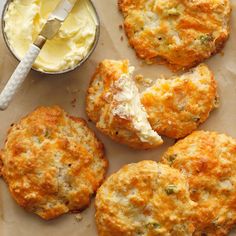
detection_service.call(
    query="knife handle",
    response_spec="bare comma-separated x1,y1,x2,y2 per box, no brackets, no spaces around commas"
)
0,44,41,110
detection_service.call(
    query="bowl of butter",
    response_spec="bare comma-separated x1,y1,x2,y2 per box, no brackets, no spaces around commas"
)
2,0,100,74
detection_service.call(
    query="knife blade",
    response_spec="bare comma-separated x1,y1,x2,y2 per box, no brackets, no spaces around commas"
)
35,0,77,48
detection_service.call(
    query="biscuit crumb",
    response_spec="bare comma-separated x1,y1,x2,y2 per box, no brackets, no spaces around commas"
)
119,24,123,30
120,36,124,41
75,213,83,222
214,95,220,108
135,75,153,86
71,98,77,108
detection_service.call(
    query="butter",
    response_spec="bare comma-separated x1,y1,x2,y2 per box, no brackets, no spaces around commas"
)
4,0,97,72
112,66,162,144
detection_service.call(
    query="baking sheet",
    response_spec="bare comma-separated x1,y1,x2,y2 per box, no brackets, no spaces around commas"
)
0,0,236,235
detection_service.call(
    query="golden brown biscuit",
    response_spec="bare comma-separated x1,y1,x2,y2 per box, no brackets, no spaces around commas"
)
95,161,196,236
141,64,218,139
0,106,108,220
86,60,163,149
118,0,231,71
161,131,236,235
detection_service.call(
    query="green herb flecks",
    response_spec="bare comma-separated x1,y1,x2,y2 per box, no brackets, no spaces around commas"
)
166,8,180,16
167,154,177,165
146,222,161,229
199,34,213,45
44,129,51,138
165,184,178,195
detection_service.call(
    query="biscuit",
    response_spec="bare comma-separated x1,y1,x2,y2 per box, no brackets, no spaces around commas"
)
141,64,218,139
118,0,231,71
161,131,236,235
0,106,108,220
86,60,163,149
95,161,195,236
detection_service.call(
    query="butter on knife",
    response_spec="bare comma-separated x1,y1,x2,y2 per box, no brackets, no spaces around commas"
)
35,0,78,48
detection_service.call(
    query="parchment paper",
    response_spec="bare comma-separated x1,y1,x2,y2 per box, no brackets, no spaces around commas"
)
0,1,236,235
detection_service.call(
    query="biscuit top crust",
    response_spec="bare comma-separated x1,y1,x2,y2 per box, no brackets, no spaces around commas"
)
162,131,236,235
0,106,107,220
119,0,231,70
141,64,217,138
95,161,195,235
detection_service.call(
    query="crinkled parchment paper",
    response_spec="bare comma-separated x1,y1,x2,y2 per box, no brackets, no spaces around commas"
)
0,1,236,235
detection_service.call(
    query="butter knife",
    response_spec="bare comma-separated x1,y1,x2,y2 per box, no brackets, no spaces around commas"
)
0,0,77,110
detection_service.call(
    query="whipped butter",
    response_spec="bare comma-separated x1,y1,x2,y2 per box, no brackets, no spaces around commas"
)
112,67,162,145
4,0,98,72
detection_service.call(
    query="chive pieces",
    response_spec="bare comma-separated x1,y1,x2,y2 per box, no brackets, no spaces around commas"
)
165,184,177,195
168,154,177,165
199,34,213,44
146,222,161,229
